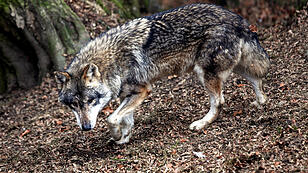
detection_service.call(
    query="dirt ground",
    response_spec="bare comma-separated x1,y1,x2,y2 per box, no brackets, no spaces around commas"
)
0,1,307,172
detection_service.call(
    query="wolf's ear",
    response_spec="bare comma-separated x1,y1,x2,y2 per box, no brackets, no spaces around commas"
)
54,71,70,84
82,63,101,85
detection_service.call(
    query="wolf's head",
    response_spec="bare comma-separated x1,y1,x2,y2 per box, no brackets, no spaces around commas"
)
55,63,112,131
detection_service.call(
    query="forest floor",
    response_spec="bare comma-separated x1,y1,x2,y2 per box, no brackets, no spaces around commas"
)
0,1,307,172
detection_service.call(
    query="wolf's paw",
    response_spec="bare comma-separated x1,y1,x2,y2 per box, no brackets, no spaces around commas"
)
251,101,261,107
220,95,225,105
189,120,209,131
252,94,267,108
115,135,131,145
251,99,266,108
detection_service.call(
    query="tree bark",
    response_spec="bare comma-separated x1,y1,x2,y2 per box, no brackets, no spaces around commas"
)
0,0,89,93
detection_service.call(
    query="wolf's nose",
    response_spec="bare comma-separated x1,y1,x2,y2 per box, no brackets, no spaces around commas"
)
81,124,93,131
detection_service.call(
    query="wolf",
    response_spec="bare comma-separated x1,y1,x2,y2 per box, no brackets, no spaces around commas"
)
55,3,269,144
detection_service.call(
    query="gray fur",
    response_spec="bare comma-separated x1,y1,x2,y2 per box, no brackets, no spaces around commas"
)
55,3,270,143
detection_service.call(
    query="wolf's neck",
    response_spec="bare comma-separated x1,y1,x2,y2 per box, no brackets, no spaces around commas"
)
79,18,151,61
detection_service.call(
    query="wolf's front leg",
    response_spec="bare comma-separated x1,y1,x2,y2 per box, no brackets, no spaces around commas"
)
108,112,134,144
107,84,150,144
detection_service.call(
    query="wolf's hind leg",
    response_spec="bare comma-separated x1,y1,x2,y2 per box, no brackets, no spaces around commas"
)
234,69,267,106
234,39,269,107
189,76,223,130
247,77,267,106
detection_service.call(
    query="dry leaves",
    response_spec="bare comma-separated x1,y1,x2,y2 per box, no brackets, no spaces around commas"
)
249,24,258,33
102,106,114,116
0,1,307,172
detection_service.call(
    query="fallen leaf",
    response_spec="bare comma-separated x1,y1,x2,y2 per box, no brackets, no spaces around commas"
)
217,155,223,159
168,75,177,79
279,83,285,88
279,83,289,91
290,99,297,103
233,110,243,116
180,138,188,143
102,106,114,116
166,163,173,168
249,24,258,33
59,127,69,132
55,119,63,125
173,87,180,91
117,155,124,159
171,150,177,155
20,129,31,138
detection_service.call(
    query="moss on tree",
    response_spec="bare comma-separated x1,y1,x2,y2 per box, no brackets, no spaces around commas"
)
0,0,89,93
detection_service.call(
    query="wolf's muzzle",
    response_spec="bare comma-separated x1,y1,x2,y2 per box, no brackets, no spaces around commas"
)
81,123,93,131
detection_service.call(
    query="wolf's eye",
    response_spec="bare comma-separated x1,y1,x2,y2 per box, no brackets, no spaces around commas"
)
87,97,96,104
68,100,79,109
71,101,79,108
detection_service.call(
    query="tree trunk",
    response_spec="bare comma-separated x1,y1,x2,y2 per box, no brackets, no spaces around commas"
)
0,0,89,93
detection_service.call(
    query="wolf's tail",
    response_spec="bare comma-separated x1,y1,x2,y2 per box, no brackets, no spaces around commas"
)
234,37,270,78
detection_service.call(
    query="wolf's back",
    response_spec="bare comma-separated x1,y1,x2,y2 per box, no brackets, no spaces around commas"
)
142,4,251,51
